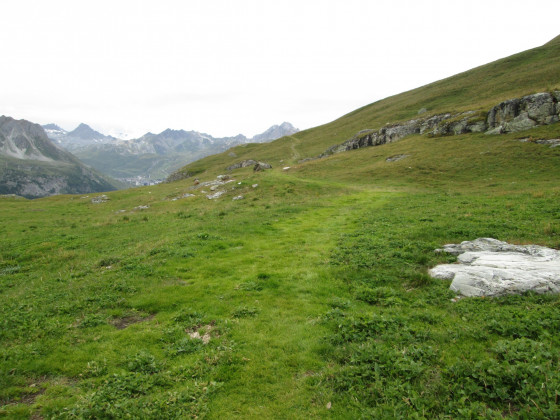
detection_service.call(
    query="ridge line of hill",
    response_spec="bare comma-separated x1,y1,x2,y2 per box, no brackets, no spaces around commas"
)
318,91,560,158
170,36,560,182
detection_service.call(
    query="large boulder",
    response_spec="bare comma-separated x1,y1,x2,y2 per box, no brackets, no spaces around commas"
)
253,162,272,172
226,159,258,171
429,238,560,297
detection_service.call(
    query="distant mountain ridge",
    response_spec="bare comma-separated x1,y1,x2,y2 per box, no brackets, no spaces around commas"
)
45,123,116,152
67,123,116,142
252,122,297,143
43,121,299,181
0,116,120,198
1,117,70,163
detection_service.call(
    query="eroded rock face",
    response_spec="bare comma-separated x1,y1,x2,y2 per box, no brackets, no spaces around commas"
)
429,238,560,297
319,91,560,158
226,160,272,172
226,160,258,171
253,162,272,172
320,111,487,157
486,92,560,134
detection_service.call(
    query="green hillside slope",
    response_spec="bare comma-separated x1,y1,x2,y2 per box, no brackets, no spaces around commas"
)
1,37,559,419
173,35,560,180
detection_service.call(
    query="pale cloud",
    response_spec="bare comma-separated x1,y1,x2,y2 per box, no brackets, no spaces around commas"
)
1,0,558,138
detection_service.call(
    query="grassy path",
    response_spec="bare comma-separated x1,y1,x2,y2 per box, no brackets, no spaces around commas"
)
288,135,302,162
205,191,388,418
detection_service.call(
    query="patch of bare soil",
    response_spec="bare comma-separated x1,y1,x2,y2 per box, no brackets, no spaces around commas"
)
111,313,155,330
187,322,217,344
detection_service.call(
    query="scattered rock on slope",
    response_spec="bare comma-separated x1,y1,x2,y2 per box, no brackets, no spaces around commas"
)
226,160,272,172
429,238,560,297
206,190,225,200
226,159,257,170
386,154,409,162
319,91,560,158
253,162,272,172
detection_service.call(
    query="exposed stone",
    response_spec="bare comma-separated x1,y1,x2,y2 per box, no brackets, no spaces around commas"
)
226,160,258,171
206,190,225,200
486,91,560,134
134,205,149,210
467,121,487,133
171,193,195,201
91,194,109,204
318,91,559,159
253,162,272,172
519,138,560,148
193,178,235,190
232,195,244,200
252,184,258,188
283,166,291,170
386,154,409,162
217,174,230,181
429,238,560,297
320,111,488,157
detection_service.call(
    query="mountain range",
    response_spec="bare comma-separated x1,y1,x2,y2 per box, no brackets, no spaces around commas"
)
0,116,120,198
43,122,298,182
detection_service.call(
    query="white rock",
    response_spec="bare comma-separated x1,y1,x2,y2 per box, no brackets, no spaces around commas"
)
206,191,225,200
172,193,195,201
232,195,244,200
429,238,560,297
91,194,109,204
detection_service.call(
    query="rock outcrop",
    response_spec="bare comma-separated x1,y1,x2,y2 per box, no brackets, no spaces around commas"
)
320,111,486,157
226,160,272,172
320,91,560,158
226,160,258,171
486,92,560,134
253,162,272,172
429,238,560,297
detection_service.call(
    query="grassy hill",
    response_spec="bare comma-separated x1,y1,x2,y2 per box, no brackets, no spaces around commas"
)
1,37,560,418
173,35,560,180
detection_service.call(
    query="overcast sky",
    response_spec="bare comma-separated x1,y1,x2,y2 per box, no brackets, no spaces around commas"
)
2,0,558,138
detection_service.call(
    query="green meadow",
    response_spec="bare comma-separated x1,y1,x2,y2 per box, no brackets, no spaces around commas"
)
1,37,560,419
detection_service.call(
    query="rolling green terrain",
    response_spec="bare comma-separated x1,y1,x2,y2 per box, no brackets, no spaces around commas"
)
1,37,560,418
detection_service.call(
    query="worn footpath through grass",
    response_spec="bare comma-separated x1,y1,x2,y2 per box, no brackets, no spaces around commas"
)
203,190,390,418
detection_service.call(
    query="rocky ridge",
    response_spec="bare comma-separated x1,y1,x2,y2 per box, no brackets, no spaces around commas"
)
320,91,560,157
47,123,116,152
46,122,298,182
0,116,118,198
